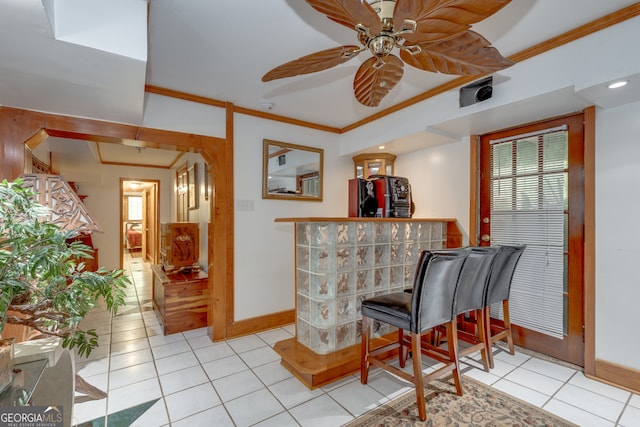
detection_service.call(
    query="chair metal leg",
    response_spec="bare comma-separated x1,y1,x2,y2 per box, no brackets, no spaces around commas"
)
410,331,427,421
361,316,372,384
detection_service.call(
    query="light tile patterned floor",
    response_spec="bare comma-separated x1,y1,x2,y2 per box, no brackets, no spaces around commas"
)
71,256,640,426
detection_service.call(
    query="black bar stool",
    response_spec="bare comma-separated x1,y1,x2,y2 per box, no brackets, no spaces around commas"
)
360,249,469,421
483,244,526,368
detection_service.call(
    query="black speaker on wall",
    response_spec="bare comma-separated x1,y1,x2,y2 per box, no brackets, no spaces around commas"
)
459,76,493,107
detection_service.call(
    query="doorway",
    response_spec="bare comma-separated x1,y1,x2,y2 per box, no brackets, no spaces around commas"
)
478,112,585,366
5,106,234,342
120,179,159,267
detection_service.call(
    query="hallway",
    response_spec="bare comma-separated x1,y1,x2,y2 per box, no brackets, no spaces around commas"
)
71,255,640,426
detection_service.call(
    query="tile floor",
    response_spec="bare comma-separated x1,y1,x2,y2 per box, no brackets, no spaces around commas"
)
71,255,640,426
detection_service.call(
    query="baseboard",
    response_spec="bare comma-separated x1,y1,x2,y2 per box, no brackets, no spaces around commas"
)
590,359,640,394
225,309,295,338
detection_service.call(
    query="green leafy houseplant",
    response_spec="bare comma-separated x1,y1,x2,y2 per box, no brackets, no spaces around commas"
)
0,178,129,357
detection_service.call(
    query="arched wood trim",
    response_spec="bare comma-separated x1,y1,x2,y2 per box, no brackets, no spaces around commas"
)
204,103,235,341
0,106,232,341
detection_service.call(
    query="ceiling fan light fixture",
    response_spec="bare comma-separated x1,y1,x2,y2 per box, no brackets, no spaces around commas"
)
369,34,395,57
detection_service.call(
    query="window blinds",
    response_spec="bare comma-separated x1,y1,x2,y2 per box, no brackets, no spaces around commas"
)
489,125,568,338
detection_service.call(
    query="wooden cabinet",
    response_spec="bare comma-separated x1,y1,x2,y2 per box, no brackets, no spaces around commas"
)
352,152,396,179
151,265,208,335
159,222,199,273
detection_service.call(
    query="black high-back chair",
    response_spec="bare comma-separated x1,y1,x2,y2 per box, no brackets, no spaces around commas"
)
449,246,500,371
360,249,469,422
483,244,526,368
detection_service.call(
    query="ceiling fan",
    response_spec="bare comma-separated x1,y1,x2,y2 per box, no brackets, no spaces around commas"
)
262,0,514,107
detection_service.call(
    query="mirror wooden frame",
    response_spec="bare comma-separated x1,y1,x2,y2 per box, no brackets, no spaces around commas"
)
262,139,323,201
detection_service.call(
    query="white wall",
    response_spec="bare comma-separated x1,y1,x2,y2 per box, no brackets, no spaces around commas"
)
63,164,173,270
594,100,640,370
142,93,226,137
397,140,471,244
233,114,351,320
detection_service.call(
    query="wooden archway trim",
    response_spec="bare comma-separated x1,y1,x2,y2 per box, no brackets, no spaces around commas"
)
0,106,232,341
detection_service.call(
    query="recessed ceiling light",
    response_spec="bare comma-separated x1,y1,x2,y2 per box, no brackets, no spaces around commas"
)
378,145,385,150
608,80,628,89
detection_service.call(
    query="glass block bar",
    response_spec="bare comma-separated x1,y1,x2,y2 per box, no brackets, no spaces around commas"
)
294,220,451,354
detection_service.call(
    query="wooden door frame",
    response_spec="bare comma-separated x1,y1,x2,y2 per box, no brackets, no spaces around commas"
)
120,178,160,265
0,105,234,342
143,183,154,262
469,107,595,369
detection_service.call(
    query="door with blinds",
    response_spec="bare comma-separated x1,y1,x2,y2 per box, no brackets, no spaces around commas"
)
479,113,585,366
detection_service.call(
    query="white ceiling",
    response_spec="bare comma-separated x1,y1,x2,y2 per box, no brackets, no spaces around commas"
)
2,0,640,168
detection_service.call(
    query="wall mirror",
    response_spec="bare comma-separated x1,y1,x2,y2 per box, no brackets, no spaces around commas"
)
262,139,323,201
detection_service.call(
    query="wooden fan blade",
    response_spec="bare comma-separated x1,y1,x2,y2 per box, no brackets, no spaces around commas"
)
354,55,404,107
262,45,361,82
394,0,511,44
400,30,513,75
306,0,382,34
